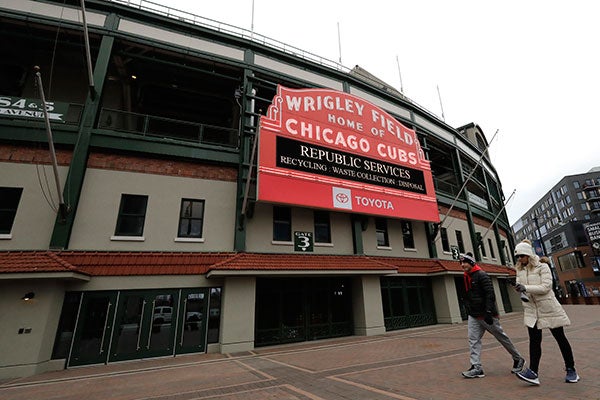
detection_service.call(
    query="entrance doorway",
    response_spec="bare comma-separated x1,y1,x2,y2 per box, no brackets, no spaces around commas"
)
254,277,353,347
381,276,437,330
68,291,117,366
110,290,179,362
68,288,209,367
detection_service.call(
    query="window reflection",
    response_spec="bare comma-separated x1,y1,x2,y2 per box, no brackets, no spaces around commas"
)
207,288,221,343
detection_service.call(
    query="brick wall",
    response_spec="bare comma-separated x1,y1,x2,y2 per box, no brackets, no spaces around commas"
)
0,144,237,182
0,144,72,165
88,152,238,181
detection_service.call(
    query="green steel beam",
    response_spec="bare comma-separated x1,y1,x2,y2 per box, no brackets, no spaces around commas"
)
49,34,115,249
234,50,256,251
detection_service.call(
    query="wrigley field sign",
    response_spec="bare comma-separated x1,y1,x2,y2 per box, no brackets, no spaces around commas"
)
257,86,439,222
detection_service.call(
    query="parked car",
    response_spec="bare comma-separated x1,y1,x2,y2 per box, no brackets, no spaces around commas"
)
153,306,173,324
153,306,203,330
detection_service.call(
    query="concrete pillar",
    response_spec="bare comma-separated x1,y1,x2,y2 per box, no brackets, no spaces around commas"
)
492,279,507,314
432,275,463,324
0,281,66,380
493,278,524,314
352,276,386,336
219,276,256,353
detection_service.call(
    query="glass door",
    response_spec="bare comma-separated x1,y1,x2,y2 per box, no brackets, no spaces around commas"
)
68,291,117,367
110,290,179,361
176,289,209,354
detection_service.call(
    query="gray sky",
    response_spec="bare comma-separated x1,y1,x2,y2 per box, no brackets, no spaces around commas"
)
153,0,599,224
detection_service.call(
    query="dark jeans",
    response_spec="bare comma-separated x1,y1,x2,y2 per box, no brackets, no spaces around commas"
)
528,325,575,373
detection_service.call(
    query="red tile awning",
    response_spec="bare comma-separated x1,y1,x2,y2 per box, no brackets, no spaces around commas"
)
0,251,89,280
58,251,235,276
0,251,515,278
206,253,399,277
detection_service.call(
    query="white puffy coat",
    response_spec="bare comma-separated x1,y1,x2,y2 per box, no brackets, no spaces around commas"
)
516,255,570,329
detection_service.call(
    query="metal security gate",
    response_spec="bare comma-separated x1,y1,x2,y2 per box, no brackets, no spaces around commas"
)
254,277,353,346
381,277,437,331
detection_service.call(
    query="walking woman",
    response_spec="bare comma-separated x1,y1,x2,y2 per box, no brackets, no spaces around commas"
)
512,240,580,385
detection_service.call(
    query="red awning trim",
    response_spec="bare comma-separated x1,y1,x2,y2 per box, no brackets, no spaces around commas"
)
0,251,515,277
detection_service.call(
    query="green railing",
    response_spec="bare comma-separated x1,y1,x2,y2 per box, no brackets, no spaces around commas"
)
98,108,239,148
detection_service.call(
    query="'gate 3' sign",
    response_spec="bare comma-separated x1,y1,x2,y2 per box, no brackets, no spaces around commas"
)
257,86,439,222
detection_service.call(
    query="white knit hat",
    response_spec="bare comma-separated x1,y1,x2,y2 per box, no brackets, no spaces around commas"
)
514,241,534,257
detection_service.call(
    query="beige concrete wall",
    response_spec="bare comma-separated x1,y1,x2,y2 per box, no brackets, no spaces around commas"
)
245,203,354,254
476,227,501,265
492,278,524,315
0,162,68,250
0,280,66,380
219,277,256,353
362,217,430,258
118,19,245,61
352,276,386,336
507,286,525,312
69,168,236,251
434,215,471,260
431,275,463,324
492,279,504,314
434,216,505,267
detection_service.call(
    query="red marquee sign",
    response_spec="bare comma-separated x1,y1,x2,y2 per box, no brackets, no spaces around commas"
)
257,86,439,222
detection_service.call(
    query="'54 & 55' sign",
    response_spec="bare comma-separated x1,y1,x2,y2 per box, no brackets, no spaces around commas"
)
0,96,66,122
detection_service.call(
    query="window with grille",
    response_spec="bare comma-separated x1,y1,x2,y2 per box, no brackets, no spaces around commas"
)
314,210,331,243
488,238,495,258
558,252,584,271
273,206,291,241
114,194,148,236
178,199,204,238
550,234,564,252
376,218,389,247
455,230,465,253
0,187,23,235
480,234,487,257
440,227,450,252
401,220,414,249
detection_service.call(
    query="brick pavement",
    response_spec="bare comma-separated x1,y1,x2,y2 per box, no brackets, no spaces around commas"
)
1,305,598,400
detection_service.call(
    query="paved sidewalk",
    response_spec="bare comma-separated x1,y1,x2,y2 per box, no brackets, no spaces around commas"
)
1,305,598,400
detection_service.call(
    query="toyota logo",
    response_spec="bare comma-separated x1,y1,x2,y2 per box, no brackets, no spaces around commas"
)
336,193,349,203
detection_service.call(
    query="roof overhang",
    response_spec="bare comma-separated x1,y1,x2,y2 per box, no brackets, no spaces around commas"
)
207,269,398,278
0,272,91,281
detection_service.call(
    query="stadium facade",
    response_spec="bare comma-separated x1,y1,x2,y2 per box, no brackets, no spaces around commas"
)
0,0,520,379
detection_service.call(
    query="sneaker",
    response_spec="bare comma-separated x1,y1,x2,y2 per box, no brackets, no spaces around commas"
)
512,357,526,373
516,368,540,385
462,365,485,378
565,368,580,383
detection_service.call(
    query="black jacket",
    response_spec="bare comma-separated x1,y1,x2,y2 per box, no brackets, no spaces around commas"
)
464,267,498,318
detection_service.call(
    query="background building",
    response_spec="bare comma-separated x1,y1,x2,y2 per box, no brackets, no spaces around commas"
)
512,167,600,297
0,0,519,379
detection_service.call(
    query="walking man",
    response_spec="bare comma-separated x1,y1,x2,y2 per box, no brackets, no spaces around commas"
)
460,252,525,378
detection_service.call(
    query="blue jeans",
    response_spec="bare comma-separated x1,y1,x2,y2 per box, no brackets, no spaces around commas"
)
468,315,522,368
